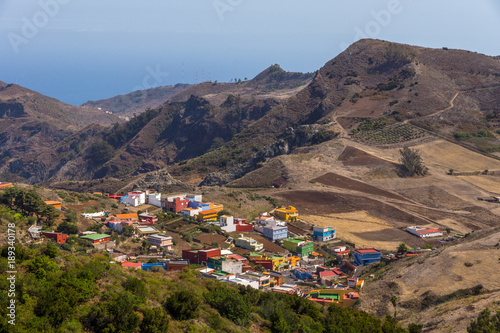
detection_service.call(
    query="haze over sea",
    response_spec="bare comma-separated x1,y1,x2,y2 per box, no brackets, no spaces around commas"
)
1,0,499,106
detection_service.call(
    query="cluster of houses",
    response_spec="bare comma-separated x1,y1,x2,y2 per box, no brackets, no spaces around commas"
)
17,187,448,309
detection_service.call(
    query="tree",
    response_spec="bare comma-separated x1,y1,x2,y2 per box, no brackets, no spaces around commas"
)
270,308,291,333
399,147,428,177
65,209,78,223
41,204,60,226
121,225,135,237
45,242,59,258
397,243,409,254
57,221,79,234
408,323,423,333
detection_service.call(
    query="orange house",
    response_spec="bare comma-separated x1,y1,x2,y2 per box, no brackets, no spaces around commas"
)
0,182,13,189
44,201,62,210
113,213,138,222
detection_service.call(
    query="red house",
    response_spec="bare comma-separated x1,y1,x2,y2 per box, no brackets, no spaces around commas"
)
165,197,190,213
166,260,190,271
182,248,221,265
250,259,273,271
138,212,158,225
41,232,68,244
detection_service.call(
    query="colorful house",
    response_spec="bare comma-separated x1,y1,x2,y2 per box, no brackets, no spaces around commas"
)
282,238,314,257
353,249,381,266
40,231,68,244
234,236,264,251
138,212,158,225
166,260,189,271
80,233,110,244
121,261,142,269
308,288,359,307
147,234,173,249
313,226,336,242
0,182,13,189
182,248,221,265
164,196,190,213
196,209,218,223
406,226,443,238
269,255,287,271
113,213,138,222
44,201,62,210
262,225,288,241
274,206,299,222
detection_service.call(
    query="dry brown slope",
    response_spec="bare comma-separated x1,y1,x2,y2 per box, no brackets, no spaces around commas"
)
359,229,500,333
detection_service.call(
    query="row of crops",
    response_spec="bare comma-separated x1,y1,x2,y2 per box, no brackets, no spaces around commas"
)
352,123,427,144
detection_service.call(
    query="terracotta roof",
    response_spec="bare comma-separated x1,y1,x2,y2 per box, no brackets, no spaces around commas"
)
354,248,380,254
121,261,142,268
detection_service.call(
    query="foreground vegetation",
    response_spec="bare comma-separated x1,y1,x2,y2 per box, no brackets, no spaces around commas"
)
0,238,427,333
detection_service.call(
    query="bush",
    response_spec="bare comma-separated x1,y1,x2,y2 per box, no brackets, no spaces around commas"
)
399,147,428,176
205,287,251,326
164,290,200,320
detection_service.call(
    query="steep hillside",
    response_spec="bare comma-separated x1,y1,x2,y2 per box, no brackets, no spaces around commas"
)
82,83,192,118
0,81,123,183
3,40,500,188
0,81,119,130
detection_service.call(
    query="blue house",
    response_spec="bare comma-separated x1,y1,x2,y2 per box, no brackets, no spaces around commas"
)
313,226,336,242
294,268,314,280
263,225,288,241
353,249,381,266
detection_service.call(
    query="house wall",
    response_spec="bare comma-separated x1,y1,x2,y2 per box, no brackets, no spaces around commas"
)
148,193,162,207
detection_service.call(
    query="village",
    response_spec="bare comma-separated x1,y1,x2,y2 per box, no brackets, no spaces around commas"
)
6,183,455,309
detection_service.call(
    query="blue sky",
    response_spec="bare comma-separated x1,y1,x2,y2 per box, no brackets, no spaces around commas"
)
1,0,499,105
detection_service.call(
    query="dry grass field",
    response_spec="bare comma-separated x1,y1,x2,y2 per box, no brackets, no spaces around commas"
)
389,140,500,172
359,229,500,333
456,175,500,194
303,211,427,250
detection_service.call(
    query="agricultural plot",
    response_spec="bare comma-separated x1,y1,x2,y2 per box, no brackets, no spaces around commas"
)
352,123,427,145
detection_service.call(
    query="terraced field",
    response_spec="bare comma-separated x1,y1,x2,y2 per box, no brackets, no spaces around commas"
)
352,123,427,145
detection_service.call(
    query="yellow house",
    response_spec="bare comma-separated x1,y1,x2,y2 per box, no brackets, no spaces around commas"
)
287,256,301,268
196,209,218,223
269,255,286,271
208,203,224,212
274,206,299,222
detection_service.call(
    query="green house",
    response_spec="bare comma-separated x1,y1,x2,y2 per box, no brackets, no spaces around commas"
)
282,238,313,257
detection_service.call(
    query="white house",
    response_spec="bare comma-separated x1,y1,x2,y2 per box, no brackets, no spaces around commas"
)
406,226,443,238
148,193,162,207
220,215,235,232
122,191,146,206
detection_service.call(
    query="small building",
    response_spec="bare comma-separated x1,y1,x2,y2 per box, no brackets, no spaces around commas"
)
237,271,271,289
406,226,443,238
148,192,162,207
108,194,125,201
282,238,314,257
122,191,146,207
234,236,264,251
114,220,134,234
113,213,138,222
164,194,202,212
313,226,336,242
308,289,359,308
80,233,111,244
40,231,68,244
196,209,218,223
319,270,339,285
274,206,299,222
166,260,190,271
136,226,160,236
138,212,158,225
0,182,13,189
121,261,142,269
182,248,221,265
181,207,202,218
294,268,315,280
147,234,173,250
262,225,288,241
220,216,253,232
353,248,381,266
44,201,62,210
